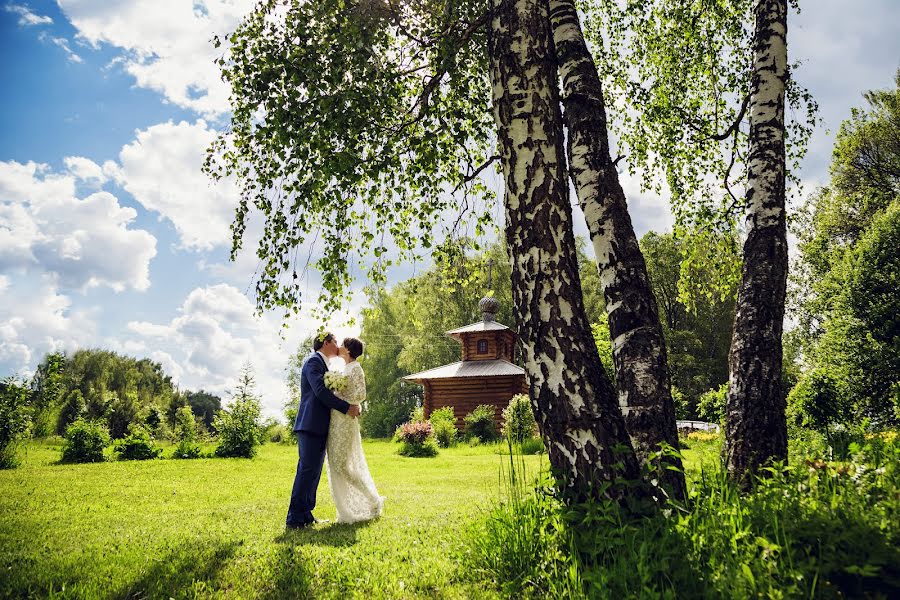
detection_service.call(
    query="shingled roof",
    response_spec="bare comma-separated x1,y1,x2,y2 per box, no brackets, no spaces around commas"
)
445,320,511,335
403,359,525,381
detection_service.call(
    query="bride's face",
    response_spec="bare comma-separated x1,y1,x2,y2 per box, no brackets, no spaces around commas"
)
338,346,350,361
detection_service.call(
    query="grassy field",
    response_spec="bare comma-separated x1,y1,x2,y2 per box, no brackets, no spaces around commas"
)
0,439,718,599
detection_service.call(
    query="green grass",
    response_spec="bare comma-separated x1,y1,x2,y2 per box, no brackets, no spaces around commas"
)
0,439,543,599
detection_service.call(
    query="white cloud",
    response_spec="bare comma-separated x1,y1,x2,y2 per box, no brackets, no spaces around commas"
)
0,160,157,292
0,276,97,377
58,0,254,116
126,283,363,417
114,119,237,250
37,32,83,63
5,3,52,26
64,156,106,185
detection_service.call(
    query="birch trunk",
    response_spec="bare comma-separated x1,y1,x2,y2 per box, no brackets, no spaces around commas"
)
549,0,684,498
724,0,789,486
488,0,641,499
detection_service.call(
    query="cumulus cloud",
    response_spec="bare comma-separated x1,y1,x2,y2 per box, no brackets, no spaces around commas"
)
126,283,363,417
58,0,254,116
5,3,52,27
113,119,237,250
0,160,157,291
0,276,97,376
64,156,107,185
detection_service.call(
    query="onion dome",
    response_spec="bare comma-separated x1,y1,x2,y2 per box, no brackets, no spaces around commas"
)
479,295,500,321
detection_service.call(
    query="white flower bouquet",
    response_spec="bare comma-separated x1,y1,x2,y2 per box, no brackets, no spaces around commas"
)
324,372,348,393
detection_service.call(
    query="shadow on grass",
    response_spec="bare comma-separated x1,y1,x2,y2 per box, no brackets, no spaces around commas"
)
115,539,238,599
274,519,375,548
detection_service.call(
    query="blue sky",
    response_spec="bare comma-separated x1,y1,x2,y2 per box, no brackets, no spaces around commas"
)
1,0,899,417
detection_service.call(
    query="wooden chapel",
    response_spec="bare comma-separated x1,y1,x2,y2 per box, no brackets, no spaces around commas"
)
403,293,527,432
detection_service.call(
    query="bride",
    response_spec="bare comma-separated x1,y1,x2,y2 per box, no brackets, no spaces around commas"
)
326,336,384,523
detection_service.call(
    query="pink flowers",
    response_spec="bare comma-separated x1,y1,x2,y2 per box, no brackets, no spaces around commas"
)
398,421,433,445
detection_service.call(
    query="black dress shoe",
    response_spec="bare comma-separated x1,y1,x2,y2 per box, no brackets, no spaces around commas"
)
285,521,314,530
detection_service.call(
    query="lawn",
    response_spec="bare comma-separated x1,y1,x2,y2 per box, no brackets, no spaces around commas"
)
0,439,549,599
0,439,718,599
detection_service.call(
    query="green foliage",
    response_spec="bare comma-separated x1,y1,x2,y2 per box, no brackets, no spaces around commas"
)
467,437,900,599
56,389,85,436
787,367,848,433
585,0,817,230
214,366,264,459
791,74,900,429
429,407,458,448
29,352,65,438
590,320,615,383
0,377,32,469
697,383,728,425
517,436,545,456
114,424,162,461
61,418,110,464
173,405,202,459
358,237,603,438
107,391,140,439
184,390,222,431
396,420,438,457
640,231,736,416
501,394,535,443
464,405,498,443
206,0,498,319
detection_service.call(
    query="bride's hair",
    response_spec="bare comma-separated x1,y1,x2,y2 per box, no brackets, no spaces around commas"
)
342,337,364,359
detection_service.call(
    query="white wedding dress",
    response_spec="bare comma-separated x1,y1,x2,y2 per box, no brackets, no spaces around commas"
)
326,360,384,523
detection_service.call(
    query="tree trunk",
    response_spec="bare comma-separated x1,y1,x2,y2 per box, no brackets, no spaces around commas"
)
548,0,685,499
724,0,789,487
487,0,641,500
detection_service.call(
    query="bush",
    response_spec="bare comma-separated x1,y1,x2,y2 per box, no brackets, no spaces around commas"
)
518,436,544,455
214,397,264,458
56,389,85,436
396,420,438,457
464,405,499,443
172,405,202,459
114,424,162,461
697,383,728,424
0,377,32,469
61,418,110,463
501,394,535,443
429,407,458,448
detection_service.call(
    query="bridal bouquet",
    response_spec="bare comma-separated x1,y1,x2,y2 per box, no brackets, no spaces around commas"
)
324,372,348,393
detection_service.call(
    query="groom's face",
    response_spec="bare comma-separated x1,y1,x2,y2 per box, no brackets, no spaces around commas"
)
322,337,339,358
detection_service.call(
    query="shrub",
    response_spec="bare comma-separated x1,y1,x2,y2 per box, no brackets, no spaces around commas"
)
501,394,535,443
214,397,263,458
61,418,110,463
464,405,498,443
0,377,32,469
686,431,719,443
172,405,202,459
268,423,292,444
429,407,458,448
114,424,162,461
466,446,900,599
56,389,85,436
697,383,728,424
396,421,438,457
518,436,544,455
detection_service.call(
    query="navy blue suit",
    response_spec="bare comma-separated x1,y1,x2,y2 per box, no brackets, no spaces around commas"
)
286,352,351,527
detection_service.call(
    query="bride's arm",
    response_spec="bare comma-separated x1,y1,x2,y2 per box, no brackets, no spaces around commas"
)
349,364,366,405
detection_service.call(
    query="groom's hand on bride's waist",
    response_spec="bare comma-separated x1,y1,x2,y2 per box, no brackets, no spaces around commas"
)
347,405,361,418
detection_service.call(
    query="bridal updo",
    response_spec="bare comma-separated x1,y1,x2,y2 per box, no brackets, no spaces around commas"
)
342,337,364,359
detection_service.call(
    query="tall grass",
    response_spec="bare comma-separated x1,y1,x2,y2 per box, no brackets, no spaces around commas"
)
465,435,900,598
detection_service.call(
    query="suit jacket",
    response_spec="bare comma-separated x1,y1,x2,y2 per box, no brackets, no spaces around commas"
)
293,352,351,435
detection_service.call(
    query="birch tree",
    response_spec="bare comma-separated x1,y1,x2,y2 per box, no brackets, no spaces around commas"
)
489,0,640,497
207,0,640,499
585,0,816,485
549,0,684,498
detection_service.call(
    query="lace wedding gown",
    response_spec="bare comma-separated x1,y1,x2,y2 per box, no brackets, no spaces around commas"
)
326,361,384,523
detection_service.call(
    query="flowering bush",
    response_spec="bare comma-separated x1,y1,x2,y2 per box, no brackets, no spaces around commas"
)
686,431,719,443
396,420,438,457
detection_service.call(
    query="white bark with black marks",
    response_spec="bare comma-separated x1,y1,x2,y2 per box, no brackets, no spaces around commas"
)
549,0,684,498
488,0,640,499
724,0,789,486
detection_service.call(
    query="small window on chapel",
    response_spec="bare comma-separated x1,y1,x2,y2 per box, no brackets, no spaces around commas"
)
477,339,488,354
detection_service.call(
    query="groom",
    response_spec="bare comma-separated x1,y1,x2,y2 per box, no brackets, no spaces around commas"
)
286,331,361,529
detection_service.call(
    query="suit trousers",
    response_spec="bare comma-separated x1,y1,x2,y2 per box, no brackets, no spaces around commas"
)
286,431,327,526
